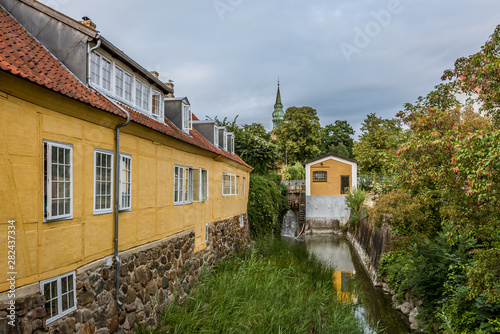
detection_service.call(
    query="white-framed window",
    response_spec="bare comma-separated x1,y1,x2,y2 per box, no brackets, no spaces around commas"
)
201,169,208,201
124,72,133,102
43,141,73,221
90,52,101,86
119,154,132,211
193,169,201,202
94,149,113,214
231,136,235,154
205,223,209,243
236,175,239,195
223,129,227,150
174,165,184,205
242,177,246,195
230,174,236,195
135,79,143,109
152,90,163,118
142,85,150,111
223,173,231,195
214,126,219,148
182,104,192,133
115,66,124,98
90,52,111,91
184,167,193,204
192,169,208,202
40,271,76,324
101,58,111,91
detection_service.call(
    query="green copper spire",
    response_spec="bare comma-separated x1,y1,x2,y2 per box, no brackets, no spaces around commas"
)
272,80,284,129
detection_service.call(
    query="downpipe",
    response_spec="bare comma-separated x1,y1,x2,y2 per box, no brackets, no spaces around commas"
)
114,108,130,307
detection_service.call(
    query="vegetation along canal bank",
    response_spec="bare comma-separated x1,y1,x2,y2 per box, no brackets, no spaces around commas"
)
138,238,370,334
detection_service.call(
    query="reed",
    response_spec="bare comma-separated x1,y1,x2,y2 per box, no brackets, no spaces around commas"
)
139,237,367,334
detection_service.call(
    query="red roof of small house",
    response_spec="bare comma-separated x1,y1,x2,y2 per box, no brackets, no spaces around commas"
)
0,7,251,169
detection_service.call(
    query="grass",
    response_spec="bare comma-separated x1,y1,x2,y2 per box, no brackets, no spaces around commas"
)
138,237,367,334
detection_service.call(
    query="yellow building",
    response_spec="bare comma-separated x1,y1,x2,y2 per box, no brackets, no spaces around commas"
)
0,1,251,332
303,154,359,232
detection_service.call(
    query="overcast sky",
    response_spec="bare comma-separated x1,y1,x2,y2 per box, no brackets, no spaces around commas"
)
42,0,500,136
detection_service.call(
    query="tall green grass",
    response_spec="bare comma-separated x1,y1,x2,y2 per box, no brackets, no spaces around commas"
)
139,238,367,334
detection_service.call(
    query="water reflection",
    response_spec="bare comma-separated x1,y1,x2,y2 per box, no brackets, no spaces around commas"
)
299,234,411,334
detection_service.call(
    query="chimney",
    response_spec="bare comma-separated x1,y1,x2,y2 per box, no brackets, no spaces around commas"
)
165,79,174,97
80,16,96,30
150,71,159,78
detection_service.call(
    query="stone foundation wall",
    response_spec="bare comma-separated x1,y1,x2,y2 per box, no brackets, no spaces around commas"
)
0,214,250,334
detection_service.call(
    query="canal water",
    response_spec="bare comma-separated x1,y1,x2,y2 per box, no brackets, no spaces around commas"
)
298,234,411,334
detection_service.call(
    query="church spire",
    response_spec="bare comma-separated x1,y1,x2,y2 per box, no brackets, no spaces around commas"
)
272,80,284,129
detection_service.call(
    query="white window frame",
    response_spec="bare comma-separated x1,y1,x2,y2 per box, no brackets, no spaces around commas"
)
193,168,201,202
236,175,239,195
223,173,232,196
114,65,126,99
174,165,184,205
151,90,163,119
119,153,132,211
231,136,235,154
223,129,228,150
94,149,114,215
231,174,236,195
90,52,112,92
201,169,208,201
124,71,133,102
242,177,246,195
43,140,73,221
184,167,193,204
40,271,77,324
182,104,192,133
214,126,219,148
90,52,101,86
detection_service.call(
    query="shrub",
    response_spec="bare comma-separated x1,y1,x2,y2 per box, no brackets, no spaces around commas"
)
247,173,289,238
281,161,305,180
344,188,365,225
368,188,436,237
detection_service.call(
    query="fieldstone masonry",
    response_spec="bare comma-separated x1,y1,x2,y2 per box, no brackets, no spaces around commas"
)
0,214,250,333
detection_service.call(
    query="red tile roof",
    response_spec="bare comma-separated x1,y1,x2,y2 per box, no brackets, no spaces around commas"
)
0,7,251,169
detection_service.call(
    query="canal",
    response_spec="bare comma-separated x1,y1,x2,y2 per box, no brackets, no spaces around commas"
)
298,234,411,334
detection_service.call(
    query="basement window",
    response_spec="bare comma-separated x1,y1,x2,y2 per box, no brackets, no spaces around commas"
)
40,271,77,324
312,171,327,182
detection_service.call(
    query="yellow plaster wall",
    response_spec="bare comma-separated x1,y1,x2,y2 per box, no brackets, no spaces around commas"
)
310,159,352,196
0,77,250,292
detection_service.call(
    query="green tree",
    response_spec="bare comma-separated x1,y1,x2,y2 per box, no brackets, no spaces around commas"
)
320,120,355,158
273,106,321,164
442,24,500,125
236,123,280,175
352,113,403,174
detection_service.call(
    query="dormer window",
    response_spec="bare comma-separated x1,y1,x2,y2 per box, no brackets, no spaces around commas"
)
231,136,235,154
90,53,111,91
182,105,192,133
152,90,162,118
214,126,219,148
90,51,165,120
223,129,227,150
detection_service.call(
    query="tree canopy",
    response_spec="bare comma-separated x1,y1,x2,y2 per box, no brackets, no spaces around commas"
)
352,113,403,174
319,120,354,158
273,106,321,165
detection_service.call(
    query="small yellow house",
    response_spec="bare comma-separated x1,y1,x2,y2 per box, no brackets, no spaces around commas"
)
304,153,359,232
0,1,251,332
